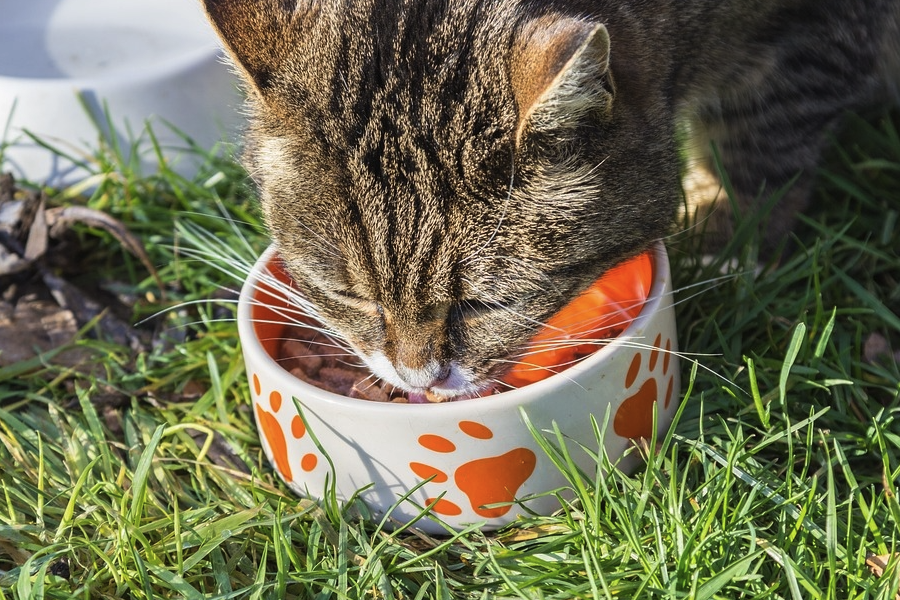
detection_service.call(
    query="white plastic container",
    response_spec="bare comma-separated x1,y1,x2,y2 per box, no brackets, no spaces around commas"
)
0,0,243,186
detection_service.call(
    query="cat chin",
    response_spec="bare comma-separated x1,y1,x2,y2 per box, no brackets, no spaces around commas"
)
362,350,483,399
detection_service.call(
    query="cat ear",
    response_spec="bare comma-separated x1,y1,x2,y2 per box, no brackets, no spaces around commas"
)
510,17,613,144
202,0,306,95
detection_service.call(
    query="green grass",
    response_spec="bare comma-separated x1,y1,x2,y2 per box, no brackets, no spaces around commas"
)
1,109,899,599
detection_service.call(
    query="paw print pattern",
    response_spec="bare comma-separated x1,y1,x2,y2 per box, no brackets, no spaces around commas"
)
410,421,537,519
613,334,675,439
252,373,319,482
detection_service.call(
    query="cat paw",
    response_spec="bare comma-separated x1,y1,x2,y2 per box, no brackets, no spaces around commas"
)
613,334,676,440
252,372,320,482
410,421,537,519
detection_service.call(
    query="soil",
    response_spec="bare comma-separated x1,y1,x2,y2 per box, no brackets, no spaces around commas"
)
0,172,160,372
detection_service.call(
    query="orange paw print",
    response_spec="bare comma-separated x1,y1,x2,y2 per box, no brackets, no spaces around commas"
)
252,373,319,482
409,421,537,519
613,334,676,439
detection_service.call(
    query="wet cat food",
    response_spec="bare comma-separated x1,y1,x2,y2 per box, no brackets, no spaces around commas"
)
277,328,413,403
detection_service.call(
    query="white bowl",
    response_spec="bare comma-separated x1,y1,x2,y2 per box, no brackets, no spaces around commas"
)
0,0,242,186
238,242,680,533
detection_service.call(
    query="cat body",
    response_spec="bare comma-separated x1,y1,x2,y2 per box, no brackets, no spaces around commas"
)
202,0,899,398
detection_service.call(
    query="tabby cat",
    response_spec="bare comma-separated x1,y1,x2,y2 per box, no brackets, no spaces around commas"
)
202,0,899,399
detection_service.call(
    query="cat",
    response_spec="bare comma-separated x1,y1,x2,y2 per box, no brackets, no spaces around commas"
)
201,0,900,399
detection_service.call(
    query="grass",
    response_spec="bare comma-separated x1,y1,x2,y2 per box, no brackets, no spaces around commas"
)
0,108,899,599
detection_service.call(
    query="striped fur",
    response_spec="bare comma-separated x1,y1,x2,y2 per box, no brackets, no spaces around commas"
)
203,0,899,396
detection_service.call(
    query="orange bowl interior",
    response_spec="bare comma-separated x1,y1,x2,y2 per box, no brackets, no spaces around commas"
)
250,258,298,359
500,252,653,388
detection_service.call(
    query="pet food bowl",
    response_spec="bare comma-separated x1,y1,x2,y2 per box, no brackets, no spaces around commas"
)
0,0,242,186
237,242,680,533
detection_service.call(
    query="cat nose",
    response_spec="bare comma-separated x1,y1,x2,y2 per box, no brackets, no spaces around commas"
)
432,363,452,385
395,360,451,390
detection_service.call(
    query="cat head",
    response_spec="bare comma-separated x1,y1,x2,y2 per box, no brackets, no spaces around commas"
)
203,0,678,397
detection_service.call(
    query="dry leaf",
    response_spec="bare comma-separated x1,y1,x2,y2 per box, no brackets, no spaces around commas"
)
497,523,571,542
864,332,900,367
46,204,164,297
23,194,48,260
866,552,900,600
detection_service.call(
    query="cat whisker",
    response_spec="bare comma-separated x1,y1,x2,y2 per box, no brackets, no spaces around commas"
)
174,249,254,282
233,177,342,260
584,155,610,178
275,353,356,367
265,321,356,352
268,332,355,353
253,288,318,318
460,146,516,264
522,268,744,340
353,372,384,393
263,194,342,258
177,207,263,245
242,293,322,325
248,275,329,321
503,333,740,393
488,358,589,392
176,219,260,266
492,354,590,372
496,264,750,383
484,377,517,394
136,296,241,326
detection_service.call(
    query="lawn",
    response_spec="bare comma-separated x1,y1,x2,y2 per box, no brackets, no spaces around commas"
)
0,107,898,599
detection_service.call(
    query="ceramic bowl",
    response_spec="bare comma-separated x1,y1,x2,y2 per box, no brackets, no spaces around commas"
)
237,242,679,533
0,0,242,186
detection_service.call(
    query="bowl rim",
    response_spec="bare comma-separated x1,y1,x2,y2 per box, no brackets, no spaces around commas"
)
237,241,671,415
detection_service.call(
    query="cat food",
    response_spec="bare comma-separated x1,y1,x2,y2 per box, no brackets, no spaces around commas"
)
274,251,652,402
277,330,412,403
